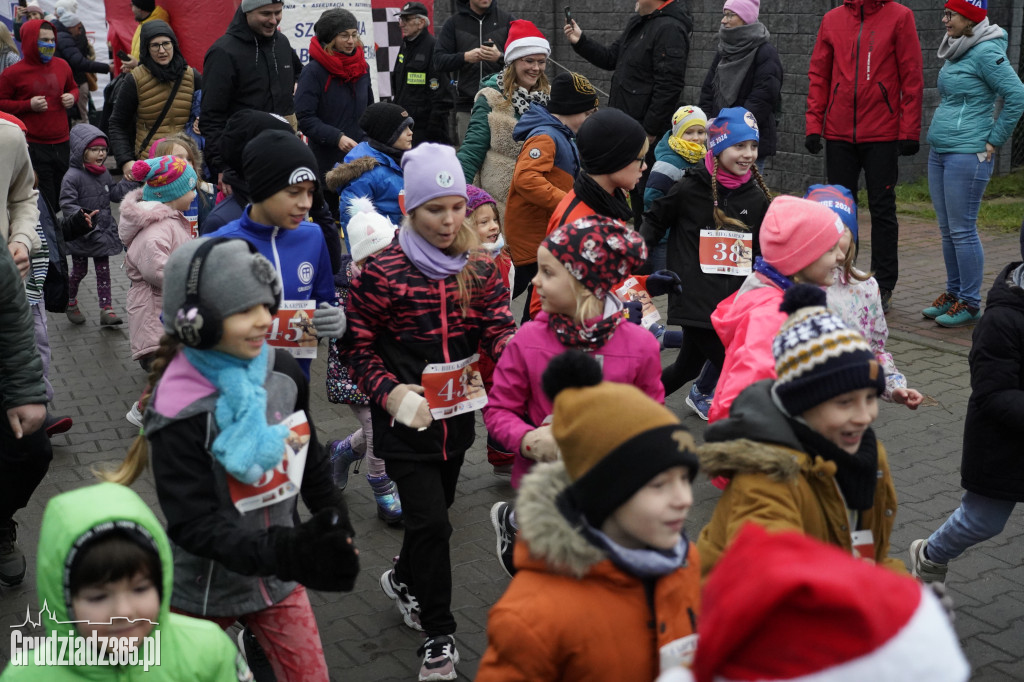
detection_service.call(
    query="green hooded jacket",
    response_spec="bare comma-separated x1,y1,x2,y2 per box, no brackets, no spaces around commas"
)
1,483,249,681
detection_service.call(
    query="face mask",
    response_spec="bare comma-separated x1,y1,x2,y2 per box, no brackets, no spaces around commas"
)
37,41,56,63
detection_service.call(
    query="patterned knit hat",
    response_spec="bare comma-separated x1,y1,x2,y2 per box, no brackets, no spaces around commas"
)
772,285,885,416
503,19,550,65
945,0,986,23
671,105,708,138
132,155,198,203
804,184,858,243
707,106,759,156
465,184,496,215
548,72,598,116
541,215,647,301
543,351,698,529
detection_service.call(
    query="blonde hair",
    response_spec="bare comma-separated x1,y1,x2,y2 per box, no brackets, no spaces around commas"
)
0,24,18,56
96,335,182,485
839,230,872,283
570,277,603,324
501,61,551,100
324,36,365,56
709,156,773,230
464,201,502,244
152,133,204,177
406,208,482,314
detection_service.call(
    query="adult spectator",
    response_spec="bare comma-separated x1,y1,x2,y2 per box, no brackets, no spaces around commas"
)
121,0,171,70
0,20,78,213
433,0,513,144
805,0,923,313
295,8,372,221
921,1,1024,328
201,1,301,184
392,2,453,146
0,24,20,76
53,13,112,122
699,0,782,164
12,5,45,42
0,116,42,278
457,19,550,215
565,0,693,224
108,21,200,174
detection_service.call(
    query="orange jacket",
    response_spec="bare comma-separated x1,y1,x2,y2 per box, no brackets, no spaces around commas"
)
505,134,576,267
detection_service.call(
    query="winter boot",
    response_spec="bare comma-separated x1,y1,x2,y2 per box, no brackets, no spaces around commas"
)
327,435,364,490
368,474,403,525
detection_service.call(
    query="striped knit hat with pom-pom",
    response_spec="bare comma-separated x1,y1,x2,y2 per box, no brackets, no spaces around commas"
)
771,284,885,416
132,155,198,203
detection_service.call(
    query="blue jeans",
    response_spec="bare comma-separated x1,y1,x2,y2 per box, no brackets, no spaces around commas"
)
928,150,993,309
926,490,1016,564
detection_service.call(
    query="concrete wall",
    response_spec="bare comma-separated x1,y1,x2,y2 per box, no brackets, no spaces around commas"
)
432,0,1024,193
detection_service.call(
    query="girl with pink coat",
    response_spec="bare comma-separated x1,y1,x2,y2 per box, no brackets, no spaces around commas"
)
117,156,198,369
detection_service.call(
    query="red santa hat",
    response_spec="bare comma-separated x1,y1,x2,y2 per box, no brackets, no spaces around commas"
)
503,19,550,65
671,524,970,682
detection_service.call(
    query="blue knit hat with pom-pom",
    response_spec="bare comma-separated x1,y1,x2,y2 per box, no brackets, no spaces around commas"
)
132,155,198,203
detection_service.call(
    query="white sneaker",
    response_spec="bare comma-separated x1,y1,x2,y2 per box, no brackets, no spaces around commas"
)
126,401,144,428
380,568,423,631
418,635,459,681
909,539,949,584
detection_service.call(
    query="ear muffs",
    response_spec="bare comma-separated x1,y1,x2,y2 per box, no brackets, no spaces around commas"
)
173,238,267,350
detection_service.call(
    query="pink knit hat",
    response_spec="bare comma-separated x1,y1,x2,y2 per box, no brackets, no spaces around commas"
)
759,195,845,276
723,0,760,24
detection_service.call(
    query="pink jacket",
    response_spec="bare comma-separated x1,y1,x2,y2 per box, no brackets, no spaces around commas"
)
709,274,787,423
484,312,664,488
118,188,193,360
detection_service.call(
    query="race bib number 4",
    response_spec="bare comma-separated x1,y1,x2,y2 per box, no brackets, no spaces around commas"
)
421,354,487,420
698,229,753,276
266,300,318,359
227,411,309,513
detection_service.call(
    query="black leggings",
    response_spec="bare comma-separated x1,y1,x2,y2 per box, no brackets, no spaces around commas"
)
661,326,726,397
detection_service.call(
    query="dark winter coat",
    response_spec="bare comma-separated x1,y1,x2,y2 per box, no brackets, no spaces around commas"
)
200,7,301,173
392,29,452,144
59,124,137,258
640,164,769,329
961,263,1024,501
54,19,110,85
433,0,514,111
294,58,373,189
699,42,783,158
346,242,516,462
0,247,45,411
571,0,692,138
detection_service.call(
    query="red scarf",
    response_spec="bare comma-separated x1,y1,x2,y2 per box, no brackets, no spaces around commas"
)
308,36,368,86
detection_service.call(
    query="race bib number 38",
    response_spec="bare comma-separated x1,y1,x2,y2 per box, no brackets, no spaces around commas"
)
266,300,318,359
421,354,488,420
698,229,753,276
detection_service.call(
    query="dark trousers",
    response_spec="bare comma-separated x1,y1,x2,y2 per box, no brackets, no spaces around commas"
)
511,262,538,324
629,141,658,226
825,140,900,291
661,326,726,397
0,414,53,523
385,451,465,637
28,141,70,217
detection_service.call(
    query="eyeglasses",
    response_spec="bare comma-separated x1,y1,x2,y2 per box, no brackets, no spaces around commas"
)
723,10,739,19
942,10,954,20
635,155,647,165
86,146,108,153
336,31,360,40
149,41,173,52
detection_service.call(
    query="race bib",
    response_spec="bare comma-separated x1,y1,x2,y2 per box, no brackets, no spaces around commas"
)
614,276,661,329
226,411,309,513
185,213,199,240
420,354,487,420
266,300,318,359
851,529,875,563
698,229,753,276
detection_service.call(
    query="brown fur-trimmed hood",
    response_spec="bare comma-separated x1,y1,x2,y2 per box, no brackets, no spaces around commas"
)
697,438,802,482
325,155,378,192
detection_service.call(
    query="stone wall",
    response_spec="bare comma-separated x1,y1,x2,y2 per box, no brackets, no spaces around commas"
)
431,0,1024,193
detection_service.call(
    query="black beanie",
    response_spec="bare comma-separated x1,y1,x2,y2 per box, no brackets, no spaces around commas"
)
132,0,156,12
576,108,647,175
221,110,295,174
243,130,320,203
314,8,358,45
548,72,599,116
359,102,414,147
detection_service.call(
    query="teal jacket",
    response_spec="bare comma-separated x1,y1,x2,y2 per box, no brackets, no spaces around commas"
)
1,483,247,681
927,29,1024,154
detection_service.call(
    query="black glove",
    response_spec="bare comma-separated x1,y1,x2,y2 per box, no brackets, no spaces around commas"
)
899,139,920,156
804,134,823,155
623,300,643,325
271,508,360,592
646,270,683,296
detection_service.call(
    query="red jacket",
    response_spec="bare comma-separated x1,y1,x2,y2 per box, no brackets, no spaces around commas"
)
0,20,77,145
527,190,596,319
805,0,923,144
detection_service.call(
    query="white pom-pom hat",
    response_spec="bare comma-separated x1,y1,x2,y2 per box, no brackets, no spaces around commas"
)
346,196,397,263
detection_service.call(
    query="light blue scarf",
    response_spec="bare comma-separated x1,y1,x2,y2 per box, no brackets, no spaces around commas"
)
183,344,290,484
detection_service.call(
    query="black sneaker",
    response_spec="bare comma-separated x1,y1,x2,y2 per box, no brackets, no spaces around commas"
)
880,288,893,314
0,519,27,586
417,635,460,681
489,502,517,577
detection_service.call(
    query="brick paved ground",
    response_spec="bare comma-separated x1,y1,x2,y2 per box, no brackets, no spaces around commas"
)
1,211,1023,680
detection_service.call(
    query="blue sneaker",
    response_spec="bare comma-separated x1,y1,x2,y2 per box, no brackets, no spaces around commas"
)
935,300,981,328
685,384,713,421
328,435,363,490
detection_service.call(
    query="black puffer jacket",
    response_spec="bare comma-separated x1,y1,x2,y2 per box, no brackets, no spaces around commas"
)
640,164,769,329
572,0,692,138
433,0,513,111
961,263,1024,502
54,20,110,85
0,247,45,411
200,7,301,174
699,42,783,158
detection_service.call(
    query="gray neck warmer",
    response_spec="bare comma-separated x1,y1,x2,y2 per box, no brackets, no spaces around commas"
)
937,19,1004,61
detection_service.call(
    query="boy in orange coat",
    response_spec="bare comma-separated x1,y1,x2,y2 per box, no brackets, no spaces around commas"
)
477,351,700,681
